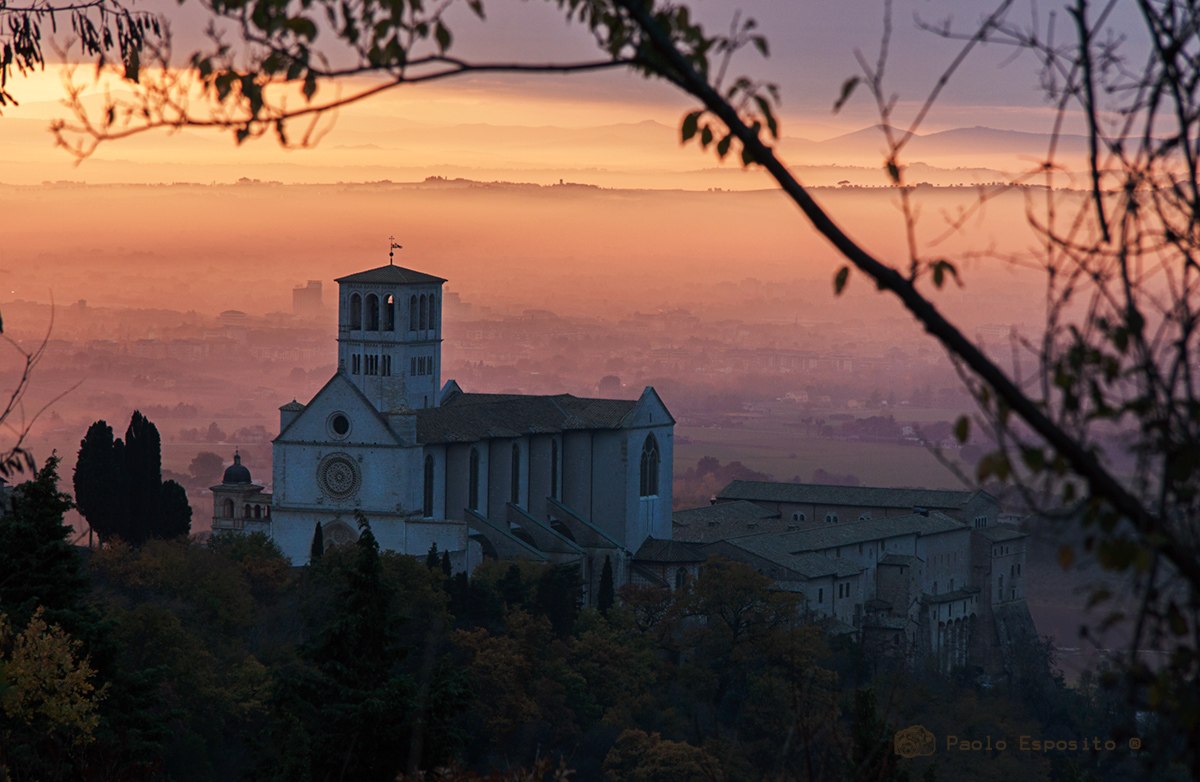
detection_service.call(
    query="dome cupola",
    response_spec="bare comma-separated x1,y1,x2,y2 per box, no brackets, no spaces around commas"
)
222,451,252,484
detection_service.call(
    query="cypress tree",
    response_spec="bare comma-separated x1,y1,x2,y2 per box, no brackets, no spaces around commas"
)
440,549,451,577
425,541,439,570
598,555,615,615
124,411,162,545
73,420,127,544
159,479,192,539
310,521,324,563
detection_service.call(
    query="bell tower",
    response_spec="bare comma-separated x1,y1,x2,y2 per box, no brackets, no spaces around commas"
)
335,251,446,412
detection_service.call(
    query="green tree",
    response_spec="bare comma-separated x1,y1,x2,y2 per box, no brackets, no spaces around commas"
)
260,512,422,782
0,456,87,627
0,608,106,782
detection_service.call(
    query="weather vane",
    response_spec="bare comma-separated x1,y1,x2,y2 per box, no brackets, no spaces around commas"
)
389,236,402,265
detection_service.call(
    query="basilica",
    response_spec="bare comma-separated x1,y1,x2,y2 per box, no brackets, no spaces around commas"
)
212,260,676,601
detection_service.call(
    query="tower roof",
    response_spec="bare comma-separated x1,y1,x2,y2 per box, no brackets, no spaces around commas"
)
222,451,252,484
335,265,446,286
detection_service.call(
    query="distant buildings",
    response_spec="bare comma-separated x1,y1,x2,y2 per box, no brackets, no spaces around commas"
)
661,479,1034,674
292,280,323,317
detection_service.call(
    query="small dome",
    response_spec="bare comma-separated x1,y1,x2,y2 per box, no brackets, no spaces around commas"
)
223,451,252,484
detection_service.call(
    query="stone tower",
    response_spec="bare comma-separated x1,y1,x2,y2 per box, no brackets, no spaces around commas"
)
335,263,446,412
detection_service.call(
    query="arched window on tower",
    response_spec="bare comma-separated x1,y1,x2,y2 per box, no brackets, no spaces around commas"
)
423,455,435,518
223,499,234,518
350,293,362,330
383,294,395,331
244,503,252,518
429,295,437,332
468,447,480,511
511,442,521,506
550,439,558,500
409,295,418,330
675,567,686,590
639,433,659,497
254,505,261,519
419,294,428,330
365,294,379,330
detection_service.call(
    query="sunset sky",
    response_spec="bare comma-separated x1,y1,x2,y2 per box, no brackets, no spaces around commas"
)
1,0,1120,186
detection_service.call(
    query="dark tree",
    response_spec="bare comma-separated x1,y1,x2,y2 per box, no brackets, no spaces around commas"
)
310,521,324,563
598,555,615,616
75,412,192,545
159,479,193,539
440,550,451,577
124,410,163,544
73,420,128,544
261,512,421,782
425,542,439,570
535,563,582,638
0,455,86,625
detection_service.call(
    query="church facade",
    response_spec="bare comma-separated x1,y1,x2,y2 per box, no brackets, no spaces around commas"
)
213,261,674,600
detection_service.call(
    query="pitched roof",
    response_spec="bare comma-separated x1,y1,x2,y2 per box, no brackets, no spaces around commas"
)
878,553,923,567
335,264,447,286
415,392,640,444
976,525,1026,543
717,480,988,510
731,511,966,555
709,536,861,579
633,537,706,563
674,500,780,527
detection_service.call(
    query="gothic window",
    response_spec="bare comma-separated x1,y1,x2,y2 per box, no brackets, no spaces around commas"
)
429,295,437,331
550,439,558,500
469,447,480,511
639,434,659,497
419,294,428,330
352,354,360,374
365,294,380,330
350,293,362,329
223,499,234,518
411,357,416,375
998,575,1004,593
383,294,395,331
818,588,824,604
383,356,391,376
423,455,435,518
511,443,521,506
675,567,686,590
409,295,418,330
244,503,252,518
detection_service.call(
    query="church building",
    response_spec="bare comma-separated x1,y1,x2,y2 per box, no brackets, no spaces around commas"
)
213,260,675,600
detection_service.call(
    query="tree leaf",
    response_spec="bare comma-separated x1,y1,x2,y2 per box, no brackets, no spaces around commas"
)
832,75,859,113
681,111,701,143
834,266,849,295
953,415,969,444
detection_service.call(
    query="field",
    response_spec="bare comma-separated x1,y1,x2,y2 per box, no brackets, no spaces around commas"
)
674,424,971,490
